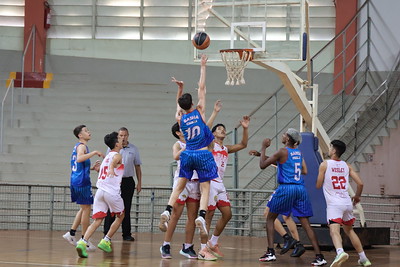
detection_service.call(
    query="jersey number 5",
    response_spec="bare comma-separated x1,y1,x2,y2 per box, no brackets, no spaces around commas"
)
99,166,109,180
332,176,346,189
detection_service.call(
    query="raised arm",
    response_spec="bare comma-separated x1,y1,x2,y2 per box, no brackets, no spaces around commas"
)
172,77,184,121
206,100,222,128
260,138,282,169
227,116,250,153
76,144,104,163
316,160,327,188
196,54,208,117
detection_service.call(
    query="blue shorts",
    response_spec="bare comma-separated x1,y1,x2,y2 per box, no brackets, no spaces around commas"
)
179,149,218,183
70,185,94,205
267,184,313,217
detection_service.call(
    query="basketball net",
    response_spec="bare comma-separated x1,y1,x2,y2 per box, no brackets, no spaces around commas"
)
220,49,253,86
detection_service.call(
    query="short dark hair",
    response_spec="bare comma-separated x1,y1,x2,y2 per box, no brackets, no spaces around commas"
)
331,139,346,157
73,125,86,139
118,127,129,134
178,93,192,110
211,123,225,133
171,122,180,139
104,131,119,150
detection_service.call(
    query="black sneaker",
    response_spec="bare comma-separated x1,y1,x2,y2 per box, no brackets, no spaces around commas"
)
290,242,306,257
311,254,327,266
259,249,276,262
123,235,135,241
179,244,197,259
280,236,297,255
160,244,172,259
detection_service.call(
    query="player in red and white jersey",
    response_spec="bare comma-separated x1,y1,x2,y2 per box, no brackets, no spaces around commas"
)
75,132,125,258
201,115,250,259
317,140,371,267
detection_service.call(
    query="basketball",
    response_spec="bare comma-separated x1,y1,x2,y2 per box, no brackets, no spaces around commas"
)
192,32,210,50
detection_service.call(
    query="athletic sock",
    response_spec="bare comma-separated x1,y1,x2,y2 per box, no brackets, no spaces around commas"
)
166,205,173,213
358,251,368,262
199,210,206,218
209,235,219,246
70,229,76,236
336,248,344,255
163,241,171,246
201,243,207,250
104,235,111,242
184,243,192,250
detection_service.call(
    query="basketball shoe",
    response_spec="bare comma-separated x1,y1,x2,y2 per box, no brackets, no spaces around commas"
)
280,235,297,254
259,249,276,262
330,252,349,267
98,239,112,253
195,216,208,239
197,247,217,261
86,240,96,252
358,259,372,266
63,231,77,246
160,244,172,259
159,210,170,232
207,241,224,258
76,240,88,258
311,254,328,266
179,244,197,259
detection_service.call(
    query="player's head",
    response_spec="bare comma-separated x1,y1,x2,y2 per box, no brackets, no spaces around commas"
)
73,124,90,140
178,93,193,110
171,122,181,139
104,131,119,150
330,139,346,158
118,127,129,147
284,128,302,146
212,123,226,138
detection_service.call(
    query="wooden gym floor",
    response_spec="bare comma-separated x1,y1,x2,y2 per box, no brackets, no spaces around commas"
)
0,230,398,266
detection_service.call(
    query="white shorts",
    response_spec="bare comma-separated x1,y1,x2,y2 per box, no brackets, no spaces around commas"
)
208,180,230,210
327,204,355,225
173,178,200,205
92,189,124,219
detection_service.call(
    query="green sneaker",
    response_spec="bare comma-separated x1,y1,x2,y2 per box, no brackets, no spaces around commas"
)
358,259,372,266
98,239,112,253
76,240,88,258
330,252,349,267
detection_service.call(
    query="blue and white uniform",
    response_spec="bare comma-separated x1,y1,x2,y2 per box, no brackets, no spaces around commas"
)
179,108,218,183
267,147,313,217
70,142,93,205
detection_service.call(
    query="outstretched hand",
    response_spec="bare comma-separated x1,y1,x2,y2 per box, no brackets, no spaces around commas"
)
214,100,222,112
200,54,208,65
248,150,261,157
171,77,184,88
240,115,250,128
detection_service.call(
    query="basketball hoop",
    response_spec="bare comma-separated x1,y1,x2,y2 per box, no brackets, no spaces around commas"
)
220,49,253,86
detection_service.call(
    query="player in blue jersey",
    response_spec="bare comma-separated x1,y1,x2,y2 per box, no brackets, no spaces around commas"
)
159,54,219,244
258,128,327,266
63,125,104,250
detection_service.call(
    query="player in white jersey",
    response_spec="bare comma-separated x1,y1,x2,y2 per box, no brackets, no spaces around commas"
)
75,132,125,258
201,116,250,259
317,140,371,267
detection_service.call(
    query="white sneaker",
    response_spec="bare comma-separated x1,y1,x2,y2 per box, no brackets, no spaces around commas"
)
62,232,77,246
330,252,349,267
195,216,208,239
86,240,96,252
159,210,170,232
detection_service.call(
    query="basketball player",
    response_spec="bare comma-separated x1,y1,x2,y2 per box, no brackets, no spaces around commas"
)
159,54,218,241
316,140,371,267
63,125,104,251
76,132,125,258
249,149,305,257
200,116,250,259
257,128,327,266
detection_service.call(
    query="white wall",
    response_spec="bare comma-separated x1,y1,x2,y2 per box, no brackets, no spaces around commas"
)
359,0,400,71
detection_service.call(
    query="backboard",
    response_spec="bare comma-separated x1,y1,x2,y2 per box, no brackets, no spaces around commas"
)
194,0,309,62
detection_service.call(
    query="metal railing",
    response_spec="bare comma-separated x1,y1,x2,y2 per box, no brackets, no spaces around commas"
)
0,79,15,153
0,183,398,244
20,24,36,104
